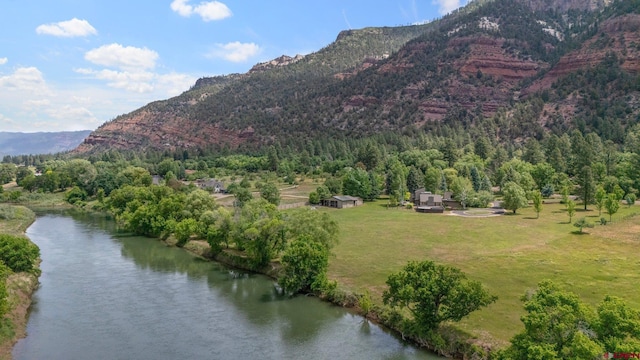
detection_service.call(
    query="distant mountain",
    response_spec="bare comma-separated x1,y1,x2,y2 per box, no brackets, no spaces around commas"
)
75,0,640,154
0,131,92,157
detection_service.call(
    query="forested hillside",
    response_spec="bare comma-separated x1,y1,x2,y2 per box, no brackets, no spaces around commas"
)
76,0,640,156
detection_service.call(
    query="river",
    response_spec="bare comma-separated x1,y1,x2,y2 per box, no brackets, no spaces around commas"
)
12,212,442,360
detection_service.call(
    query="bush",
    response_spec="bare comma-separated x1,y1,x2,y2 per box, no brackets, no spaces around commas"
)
0,205,16,220
0,234,40,274
65,186,87,204
308,191,320,205
541,184,554,198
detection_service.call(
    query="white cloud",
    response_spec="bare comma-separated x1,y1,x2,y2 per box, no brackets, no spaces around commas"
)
207,42,260,62
171,0,232,21
84,43,158,71
0,58,7,65
0,67,49,94
433,0,467,15
24,99,51,108
157,73,198,96
76,68,155,93
47,105,96,121
36,18,97,37
75,68,196,95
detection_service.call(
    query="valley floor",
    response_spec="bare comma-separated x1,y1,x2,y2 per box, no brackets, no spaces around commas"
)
323,200,640,346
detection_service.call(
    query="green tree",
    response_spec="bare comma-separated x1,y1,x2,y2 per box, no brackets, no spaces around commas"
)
502,181,528,214
232,186,253,208
315,185,331,200
324,177,342,195
285,208,339,250
451,176,474,209
185,189,217,219
65,186,87,204
531,190,543,219
278,236,330,294
174,218,198,247
573,217,594,234
116,166,152,187
205,207,234,252
577,165,594,211
382,260,496,334
625,193,637,207
342,168,371,200
15,166,33,185
497,281,604,360
0,234,40,274
406,166,425,195
236,199,285,267
424,167,440,193
531,163,556,191
594,186,607,217
441,138,458,168
0,164,16,184
260,182,280,206
595,295,640,353
267,146,279,172
566,199,576,223
308,191,320,205
604,193,620,222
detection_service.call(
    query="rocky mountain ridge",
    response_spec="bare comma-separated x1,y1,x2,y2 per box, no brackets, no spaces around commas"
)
75,0,640,154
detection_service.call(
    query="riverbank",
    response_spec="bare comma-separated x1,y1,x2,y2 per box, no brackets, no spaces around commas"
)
178,239,477,359
0,205,38,360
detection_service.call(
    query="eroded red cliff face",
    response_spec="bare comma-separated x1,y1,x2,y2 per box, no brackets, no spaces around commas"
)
525,14,640,95
76,109,253,153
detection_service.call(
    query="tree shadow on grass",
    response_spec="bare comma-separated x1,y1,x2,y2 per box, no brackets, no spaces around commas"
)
570,230,591,235
523,216,539,220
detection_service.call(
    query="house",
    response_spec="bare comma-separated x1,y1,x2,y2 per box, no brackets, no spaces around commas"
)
418,192,443,207
414,190,445,213
320,195,363,209
194,178,225,193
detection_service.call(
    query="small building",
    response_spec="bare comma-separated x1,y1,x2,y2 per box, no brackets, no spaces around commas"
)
418,192,443,207
414,190,446,213
194,178,225,193
320,195,363,209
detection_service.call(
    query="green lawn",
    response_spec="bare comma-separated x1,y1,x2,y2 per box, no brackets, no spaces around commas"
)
323,201,640,346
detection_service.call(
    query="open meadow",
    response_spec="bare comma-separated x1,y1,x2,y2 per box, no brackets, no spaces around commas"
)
322,200,640,346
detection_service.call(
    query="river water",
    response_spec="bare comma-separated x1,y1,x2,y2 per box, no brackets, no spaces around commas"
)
12,212,441,360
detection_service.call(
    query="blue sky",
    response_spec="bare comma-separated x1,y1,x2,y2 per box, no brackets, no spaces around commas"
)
0,0,469,133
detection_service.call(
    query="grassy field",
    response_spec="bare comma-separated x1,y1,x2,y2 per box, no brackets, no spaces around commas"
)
322,200,640,346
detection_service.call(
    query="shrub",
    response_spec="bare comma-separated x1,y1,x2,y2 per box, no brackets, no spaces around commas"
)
65,186,87,204
0,234,40,274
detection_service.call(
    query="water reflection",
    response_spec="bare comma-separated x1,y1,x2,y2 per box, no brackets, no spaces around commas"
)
14,212,441,360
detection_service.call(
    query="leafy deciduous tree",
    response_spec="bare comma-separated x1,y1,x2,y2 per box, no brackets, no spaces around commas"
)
604,193,620,222
502,181,528,214
278,236,330,294
531,190,542,219
383,260,496,335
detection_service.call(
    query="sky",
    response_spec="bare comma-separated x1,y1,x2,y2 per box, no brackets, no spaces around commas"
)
0,0,469,133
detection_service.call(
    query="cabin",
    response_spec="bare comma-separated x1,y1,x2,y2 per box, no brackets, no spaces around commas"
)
413,190,448,213
320,195,363,209
194,178,225,193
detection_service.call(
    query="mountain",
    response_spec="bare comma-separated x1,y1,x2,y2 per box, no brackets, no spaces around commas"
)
75,0,640,154
0,131,92,157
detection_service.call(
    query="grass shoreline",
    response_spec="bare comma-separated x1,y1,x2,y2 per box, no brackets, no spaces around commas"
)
0,205,38,360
